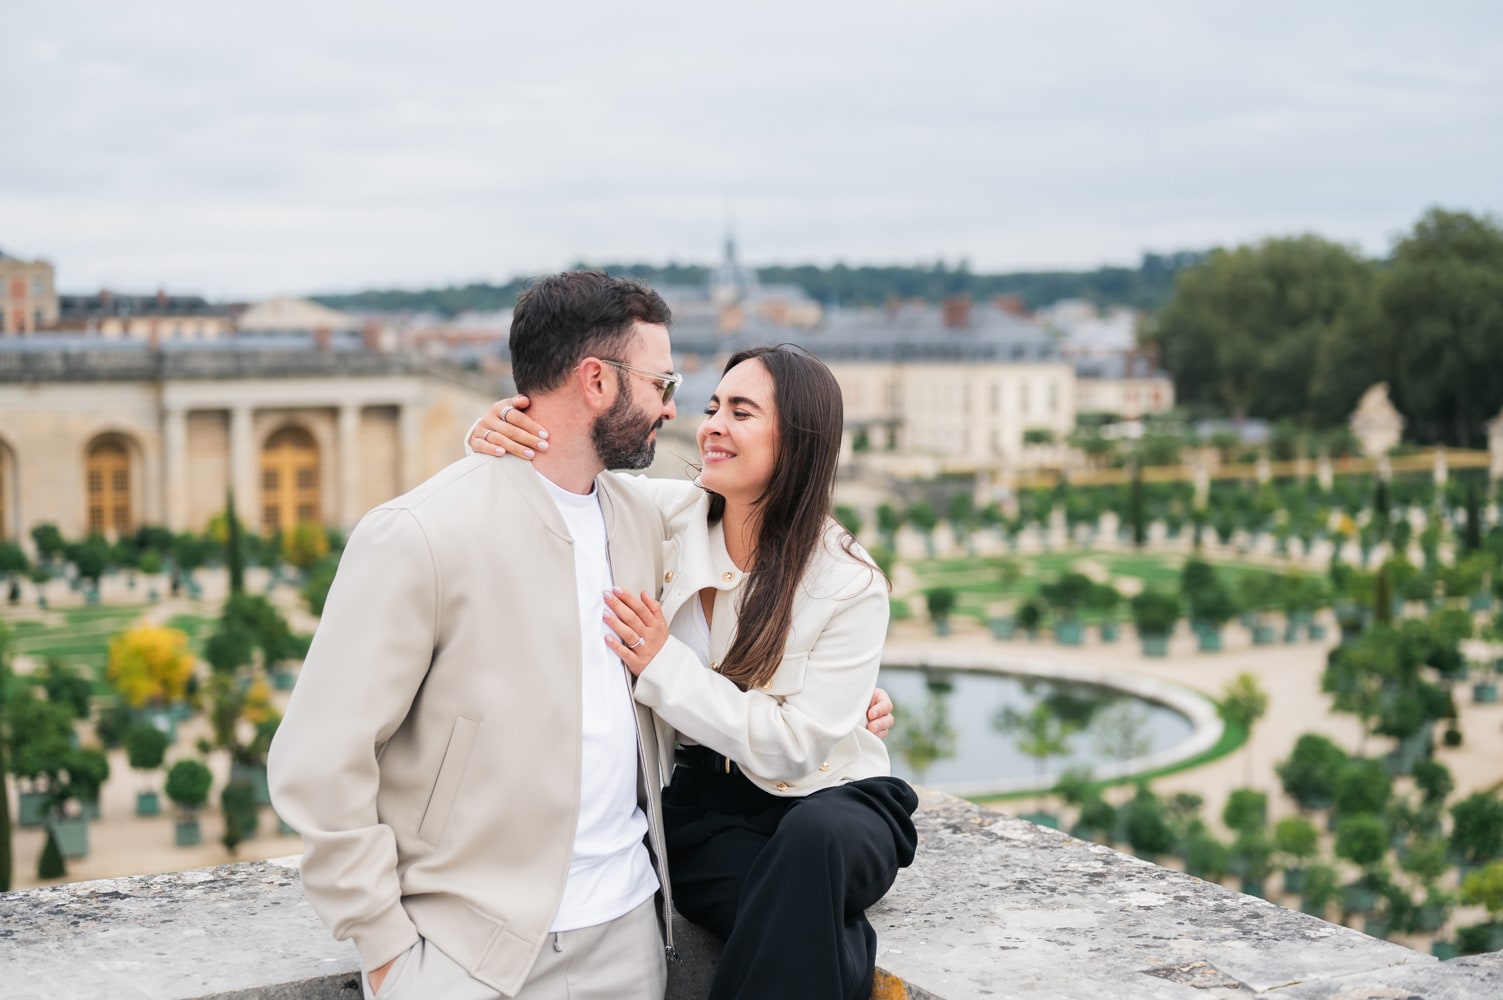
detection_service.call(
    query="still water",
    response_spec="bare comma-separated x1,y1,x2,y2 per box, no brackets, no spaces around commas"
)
876,666,1195,791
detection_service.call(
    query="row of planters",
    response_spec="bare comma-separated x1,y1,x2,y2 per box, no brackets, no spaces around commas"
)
1054,745,1503,954
923,559,1333,656
0,513,343,612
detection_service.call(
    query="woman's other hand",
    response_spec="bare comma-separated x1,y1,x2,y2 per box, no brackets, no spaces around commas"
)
471,395,549,459
866,686,894,739
604,588,669,677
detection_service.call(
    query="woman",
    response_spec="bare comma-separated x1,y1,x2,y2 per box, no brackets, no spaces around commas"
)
472,345,918,1000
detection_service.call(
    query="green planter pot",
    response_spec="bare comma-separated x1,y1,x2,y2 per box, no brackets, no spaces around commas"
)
82,795,101,821
50,816,90,860
174,818,202,847
1283,621,1301,643
1468,593,1492,613
1472,682,1499,704
1017,811,1060,830
140,709,177,744
1431,940,1459,960
1099,622,1120,643
1054,621,1085,646
1196,629,1223,653
1307,623,1329,641
1251,623,1278,645
932,620,952,637
1414,903,1448,933
1343,883,1381,914
1140,633,1170,657
231,762,273,807
1363,916,1392,940
987,617,1016,640
136,791,162,818
271,670,297,692
1240,876,1267,898
1300,898,1329,919
17,791,50,828
1282,867,1308,895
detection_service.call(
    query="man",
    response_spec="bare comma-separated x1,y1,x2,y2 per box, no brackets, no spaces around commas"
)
269,270,681,999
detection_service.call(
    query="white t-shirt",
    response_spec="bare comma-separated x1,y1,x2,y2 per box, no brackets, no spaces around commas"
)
538,471,659,931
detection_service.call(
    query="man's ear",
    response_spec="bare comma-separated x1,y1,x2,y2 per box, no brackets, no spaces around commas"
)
576,357,616,413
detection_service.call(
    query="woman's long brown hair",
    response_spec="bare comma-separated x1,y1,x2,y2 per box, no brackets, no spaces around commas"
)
705,345,872,691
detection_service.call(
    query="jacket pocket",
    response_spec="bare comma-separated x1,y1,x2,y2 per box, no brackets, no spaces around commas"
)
416,717,479,846
756,651,810,698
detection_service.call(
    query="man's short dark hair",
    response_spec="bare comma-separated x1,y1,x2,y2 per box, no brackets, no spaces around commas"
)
509,271,672,395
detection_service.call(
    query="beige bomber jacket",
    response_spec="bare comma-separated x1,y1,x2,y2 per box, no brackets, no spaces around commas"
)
267,455,671,998
626,478,894,796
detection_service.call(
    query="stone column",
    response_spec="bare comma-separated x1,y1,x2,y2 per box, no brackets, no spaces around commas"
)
230,406,257,528
338,404,362,529
1433,447,1448,489
399,404,423,492
162,407,188,532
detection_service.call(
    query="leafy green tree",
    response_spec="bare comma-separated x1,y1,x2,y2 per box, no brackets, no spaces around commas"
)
1219,673,1269,786
37,827,66,879
1412,759,1454,806
0,623,12,890
907,502,939,558
1222,788,1268,837
34,658,94,720
1450,792,1503,867
125,724,170,781
165,759,213,815
220,779,259,854
1277,733,1350,811
1335,814,1389,870
1379,208,1503,446
923,588,957,629
1461,860,1503,923
1151,235,1376,423
1333,757,1393,818
1120,784,1176,859
30,523,65,562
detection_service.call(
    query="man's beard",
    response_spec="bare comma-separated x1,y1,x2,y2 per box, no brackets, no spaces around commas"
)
592,381,660,470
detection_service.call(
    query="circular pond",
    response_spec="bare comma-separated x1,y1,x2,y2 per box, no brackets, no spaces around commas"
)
877,663,1205,796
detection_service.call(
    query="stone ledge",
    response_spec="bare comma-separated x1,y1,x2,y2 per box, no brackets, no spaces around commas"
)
1,790,1497,999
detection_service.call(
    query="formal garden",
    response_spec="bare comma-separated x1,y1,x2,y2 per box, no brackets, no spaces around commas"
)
0,495,345,892
850,462,1503,957
2,459,1502,958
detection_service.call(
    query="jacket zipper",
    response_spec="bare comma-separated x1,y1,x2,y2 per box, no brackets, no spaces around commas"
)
626,668,678,963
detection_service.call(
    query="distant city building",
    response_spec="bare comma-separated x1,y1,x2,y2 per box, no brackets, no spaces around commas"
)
0,249,59,334
1038,298,1174,419
0,339,499,546
55,289,234,341
235,297,358,335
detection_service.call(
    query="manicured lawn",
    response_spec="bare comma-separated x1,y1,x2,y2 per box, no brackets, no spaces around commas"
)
4,606,214,692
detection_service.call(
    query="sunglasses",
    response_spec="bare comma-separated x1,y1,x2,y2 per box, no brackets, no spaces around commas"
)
601,359,683,404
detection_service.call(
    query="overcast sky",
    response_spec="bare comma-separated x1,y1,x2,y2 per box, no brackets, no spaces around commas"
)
3,1,1499,300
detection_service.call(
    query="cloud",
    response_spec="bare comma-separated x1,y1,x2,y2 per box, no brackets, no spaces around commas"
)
2,1,1499,296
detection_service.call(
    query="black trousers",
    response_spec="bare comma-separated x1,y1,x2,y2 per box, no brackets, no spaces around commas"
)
664,764,919,1000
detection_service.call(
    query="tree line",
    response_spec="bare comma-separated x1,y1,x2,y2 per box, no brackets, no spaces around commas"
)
311,252,1203,316
1148,208,1503,447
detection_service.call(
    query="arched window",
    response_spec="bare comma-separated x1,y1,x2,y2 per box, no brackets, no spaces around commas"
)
86,439,133,536
261,427,321,534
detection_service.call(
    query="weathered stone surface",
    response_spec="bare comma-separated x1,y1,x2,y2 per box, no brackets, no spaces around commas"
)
0,791,1496,999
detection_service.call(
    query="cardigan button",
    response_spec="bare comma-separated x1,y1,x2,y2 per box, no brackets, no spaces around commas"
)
664,571,674,583
710,661,719,672
775,782,790,791
819,761,830,771
722,570,735,582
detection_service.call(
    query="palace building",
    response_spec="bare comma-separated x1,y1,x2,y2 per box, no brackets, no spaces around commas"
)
0,338,500,548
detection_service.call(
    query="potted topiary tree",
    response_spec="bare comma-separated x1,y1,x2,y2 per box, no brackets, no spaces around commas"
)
1273,815,1319,895
164,758,213,847
1087,582,1123,642
1040,572,1092,646
923,587,957,637
126,723,170,817
1016,598,1045,641
1130,589,1180,657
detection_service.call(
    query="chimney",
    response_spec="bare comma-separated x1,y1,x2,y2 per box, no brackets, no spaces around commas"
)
992,294,1025,318
942,294,972,329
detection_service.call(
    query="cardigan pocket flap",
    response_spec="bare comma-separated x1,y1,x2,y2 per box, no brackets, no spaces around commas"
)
755,651,810,698
416,716,479,846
